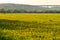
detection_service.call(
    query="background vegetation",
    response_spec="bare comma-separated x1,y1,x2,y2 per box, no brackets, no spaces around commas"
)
0,8,60,13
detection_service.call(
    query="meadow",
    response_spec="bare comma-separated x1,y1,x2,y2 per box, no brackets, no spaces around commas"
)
0,13,60,40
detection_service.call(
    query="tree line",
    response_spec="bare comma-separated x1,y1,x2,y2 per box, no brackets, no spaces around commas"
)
0,8,60,13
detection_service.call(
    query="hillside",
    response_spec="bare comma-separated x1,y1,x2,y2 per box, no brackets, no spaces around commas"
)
0,3,60,11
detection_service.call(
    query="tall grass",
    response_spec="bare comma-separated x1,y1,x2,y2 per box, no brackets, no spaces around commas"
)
0,13,60,40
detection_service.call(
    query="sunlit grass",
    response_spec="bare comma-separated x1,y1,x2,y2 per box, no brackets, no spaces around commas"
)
0,13,60,40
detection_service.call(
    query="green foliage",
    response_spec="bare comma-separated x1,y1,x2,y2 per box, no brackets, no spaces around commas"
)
0,8,60,13
0,19,60,40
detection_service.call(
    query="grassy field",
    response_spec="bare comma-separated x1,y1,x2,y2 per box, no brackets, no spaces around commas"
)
0,13,60,40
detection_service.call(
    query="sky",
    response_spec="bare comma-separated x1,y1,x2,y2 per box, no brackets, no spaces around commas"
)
0,0,60,5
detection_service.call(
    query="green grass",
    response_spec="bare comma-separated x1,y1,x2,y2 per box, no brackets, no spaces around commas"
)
0,13,60,40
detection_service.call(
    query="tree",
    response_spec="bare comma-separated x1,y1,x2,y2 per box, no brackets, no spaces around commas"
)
0,8,6,13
